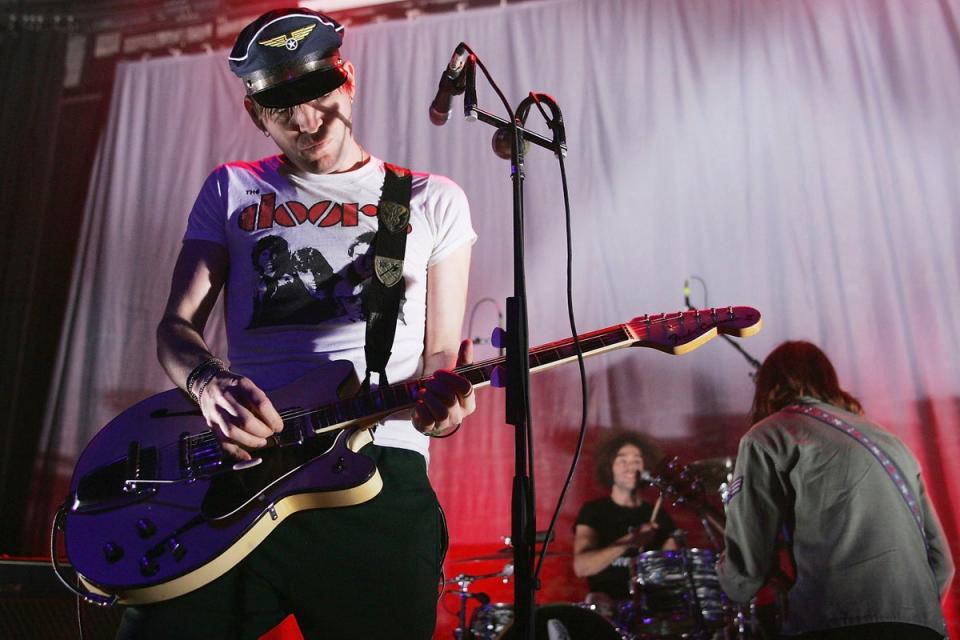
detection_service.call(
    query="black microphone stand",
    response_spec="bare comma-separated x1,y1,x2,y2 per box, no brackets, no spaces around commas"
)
457,50,567,640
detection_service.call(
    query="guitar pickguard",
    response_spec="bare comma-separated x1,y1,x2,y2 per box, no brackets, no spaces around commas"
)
201,428,351,520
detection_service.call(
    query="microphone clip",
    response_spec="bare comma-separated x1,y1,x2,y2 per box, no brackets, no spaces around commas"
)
491,92,567,160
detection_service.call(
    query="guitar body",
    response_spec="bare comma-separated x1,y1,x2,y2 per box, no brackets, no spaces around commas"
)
63,361,383,605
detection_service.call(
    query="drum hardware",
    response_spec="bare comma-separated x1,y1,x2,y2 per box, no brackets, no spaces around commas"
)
626,548,727,639
456,532,566,564
488,603,622,640
455,550,569,563
445,564,513,639
638,455,776,639
646,457,730,550
685,457,736,497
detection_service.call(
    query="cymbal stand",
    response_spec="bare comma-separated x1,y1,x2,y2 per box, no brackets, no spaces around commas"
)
448,566,513,640
698,510,725,550
679,548,710,639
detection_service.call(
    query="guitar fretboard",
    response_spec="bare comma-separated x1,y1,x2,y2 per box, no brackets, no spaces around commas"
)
286,306,760,435
297,323,636,433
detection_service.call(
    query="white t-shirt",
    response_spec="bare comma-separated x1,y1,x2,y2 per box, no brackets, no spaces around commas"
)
184,155,476,459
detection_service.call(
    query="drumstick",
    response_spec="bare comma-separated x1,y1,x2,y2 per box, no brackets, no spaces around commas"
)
649,494,663,523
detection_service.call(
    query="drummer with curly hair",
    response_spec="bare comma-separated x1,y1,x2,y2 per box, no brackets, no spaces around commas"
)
573,430,678,603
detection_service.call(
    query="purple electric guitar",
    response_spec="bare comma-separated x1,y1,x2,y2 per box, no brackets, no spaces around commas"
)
59,306,761,605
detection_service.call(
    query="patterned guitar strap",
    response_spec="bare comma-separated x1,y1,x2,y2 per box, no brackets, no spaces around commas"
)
361,162,412,392
783,404,933,567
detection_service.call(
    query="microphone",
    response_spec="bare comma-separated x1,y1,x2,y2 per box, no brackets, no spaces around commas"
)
429,43,470,126
683,279,692,309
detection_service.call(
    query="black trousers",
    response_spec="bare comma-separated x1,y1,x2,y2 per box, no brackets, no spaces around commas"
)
117,444,447,640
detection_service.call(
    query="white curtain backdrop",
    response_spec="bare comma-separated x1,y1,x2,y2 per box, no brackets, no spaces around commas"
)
33,0,960,630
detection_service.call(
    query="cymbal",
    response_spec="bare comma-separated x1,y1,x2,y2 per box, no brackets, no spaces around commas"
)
454,549,570,563
442,569,510,585
687,456,736,493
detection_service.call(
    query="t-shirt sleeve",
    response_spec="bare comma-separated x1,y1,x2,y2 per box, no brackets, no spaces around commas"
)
574,500,600,531
424,174,477,266
183,167,229,246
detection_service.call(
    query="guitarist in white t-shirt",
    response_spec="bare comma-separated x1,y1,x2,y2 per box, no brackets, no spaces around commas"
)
118,8,477,639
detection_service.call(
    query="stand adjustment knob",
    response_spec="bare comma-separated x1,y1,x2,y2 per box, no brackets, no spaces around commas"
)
490,365,506,388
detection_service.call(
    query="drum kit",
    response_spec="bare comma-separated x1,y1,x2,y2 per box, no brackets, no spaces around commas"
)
444,456,772,640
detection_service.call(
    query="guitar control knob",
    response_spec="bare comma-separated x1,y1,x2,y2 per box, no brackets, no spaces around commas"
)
136,518,157,538
139,556,160,577
166,538,186,562
332,457,345,473
102,542,124,563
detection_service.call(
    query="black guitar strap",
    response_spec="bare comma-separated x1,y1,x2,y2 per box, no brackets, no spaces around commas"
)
362,162,412,391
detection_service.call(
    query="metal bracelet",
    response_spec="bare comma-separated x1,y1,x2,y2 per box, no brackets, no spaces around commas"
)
186,357,225,403
424,422,462,439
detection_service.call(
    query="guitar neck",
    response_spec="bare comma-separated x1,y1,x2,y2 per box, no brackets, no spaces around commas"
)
454,322,637,388
303,322,639,434
303,306,760,435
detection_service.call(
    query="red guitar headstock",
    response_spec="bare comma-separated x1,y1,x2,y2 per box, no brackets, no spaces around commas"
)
626,306,762,355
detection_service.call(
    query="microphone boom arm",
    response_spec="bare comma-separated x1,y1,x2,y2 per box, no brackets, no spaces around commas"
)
467,105,567,156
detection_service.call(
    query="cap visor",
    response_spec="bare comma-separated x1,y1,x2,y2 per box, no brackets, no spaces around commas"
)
251,67,348,109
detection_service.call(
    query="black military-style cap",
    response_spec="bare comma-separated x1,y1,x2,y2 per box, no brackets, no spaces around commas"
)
228,8,347,109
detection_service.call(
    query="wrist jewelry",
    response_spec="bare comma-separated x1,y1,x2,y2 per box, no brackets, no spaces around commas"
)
423,422,462,439
186,357,225,403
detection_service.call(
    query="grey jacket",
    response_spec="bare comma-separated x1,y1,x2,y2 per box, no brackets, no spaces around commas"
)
716,399,953,636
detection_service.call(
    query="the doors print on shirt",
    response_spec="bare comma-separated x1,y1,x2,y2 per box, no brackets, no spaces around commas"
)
247,232,406,329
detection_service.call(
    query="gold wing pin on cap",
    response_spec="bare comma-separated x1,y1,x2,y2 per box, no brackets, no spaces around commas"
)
258,24,317,51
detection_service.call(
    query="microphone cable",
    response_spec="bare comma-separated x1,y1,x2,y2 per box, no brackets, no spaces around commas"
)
521,93,589,588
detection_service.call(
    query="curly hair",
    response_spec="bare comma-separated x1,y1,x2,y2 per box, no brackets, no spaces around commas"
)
751,340,863,424
592,430,663,488
251,235,291,272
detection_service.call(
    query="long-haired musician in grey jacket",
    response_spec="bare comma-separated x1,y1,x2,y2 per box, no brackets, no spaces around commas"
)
717,341,953,640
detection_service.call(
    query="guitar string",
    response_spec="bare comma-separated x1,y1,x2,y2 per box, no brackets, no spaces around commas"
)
186,310,739,452
256,310,731,425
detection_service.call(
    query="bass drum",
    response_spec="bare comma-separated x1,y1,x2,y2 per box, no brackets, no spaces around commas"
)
496,604,621,639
